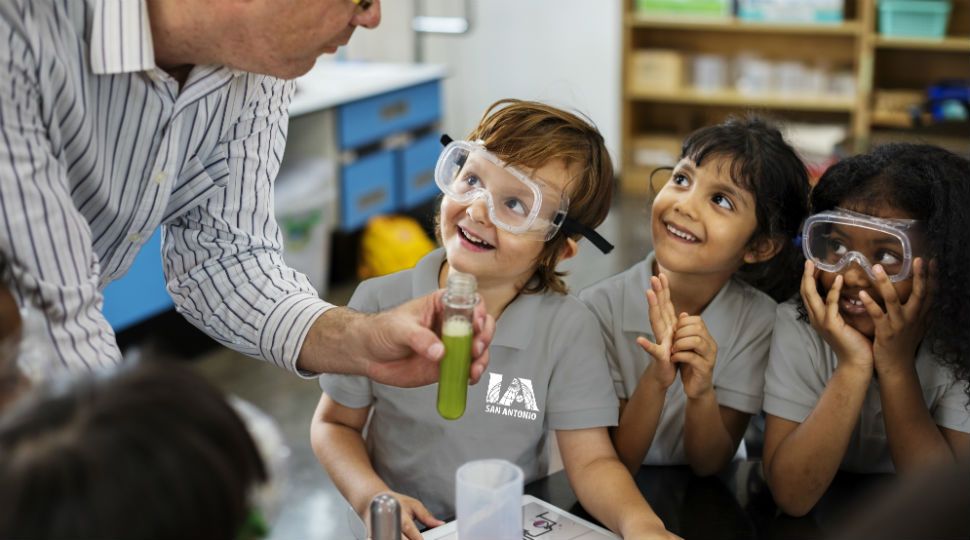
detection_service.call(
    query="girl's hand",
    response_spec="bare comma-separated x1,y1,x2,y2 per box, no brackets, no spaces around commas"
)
363,491,443,540
624,522,684,540
637,274,678,390
671,313,717,400
801,261,873,371
862,258,933,379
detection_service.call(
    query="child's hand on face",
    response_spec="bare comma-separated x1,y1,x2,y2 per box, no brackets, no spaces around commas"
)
364,491,444,540
637,274,678,390
671,313,717,400
860,258,933,379
801,261,873,372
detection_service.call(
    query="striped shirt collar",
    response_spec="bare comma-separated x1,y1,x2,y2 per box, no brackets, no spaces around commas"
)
90,0,248,80
90,0,156,74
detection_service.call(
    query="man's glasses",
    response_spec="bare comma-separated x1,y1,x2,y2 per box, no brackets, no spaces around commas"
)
352,0,373,10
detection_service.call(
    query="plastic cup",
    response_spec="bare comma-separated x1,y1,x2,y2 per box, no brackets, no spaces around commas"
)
456,459,523,540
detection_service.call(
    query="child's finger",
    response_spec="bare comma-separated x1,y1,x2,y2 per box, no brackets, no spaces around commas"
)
637,336,666,361
824,274,843,325
858,291,886,328
651,275,669,328
658,273,676,321
905,258,928,320
871,265,902,323
670,351,710,374
674,315,707,335
401,517,424,540
410,501,444,528
645,290,665,334
800,260,825,324
672,333,707,354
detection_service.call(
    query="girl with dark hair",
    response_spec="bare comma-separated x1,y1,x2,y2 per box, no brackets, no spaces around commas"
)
763,143,970,517
0,362,268,540
580,115,810,476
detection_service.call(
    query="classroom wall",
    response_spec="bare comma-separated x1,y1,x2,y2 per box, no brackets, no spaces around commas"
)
344,0,623,172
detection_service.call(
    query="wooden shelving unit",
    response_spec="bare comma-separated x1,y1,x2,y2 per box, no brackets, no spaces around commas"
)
627,87,857,112
621,0,970,194
873,35,970,51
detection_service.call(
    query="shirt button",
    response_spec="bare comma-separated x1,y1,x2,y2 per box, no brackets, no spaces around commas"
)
127,233,142,244
153,171,166,184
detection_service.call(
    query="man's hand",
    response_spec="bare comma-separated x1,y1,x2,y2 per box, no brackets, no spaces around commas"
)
300,290,495,387
360,290,494,387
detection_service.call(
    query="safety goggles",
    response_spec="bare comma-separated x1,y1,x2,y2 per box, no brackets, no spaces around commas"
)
801,208,924,282
435,135,613,253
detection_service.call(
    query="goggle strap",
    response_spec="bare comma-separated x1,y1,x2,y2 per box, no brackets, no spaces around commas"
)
561,217,614,254
441,134,613,253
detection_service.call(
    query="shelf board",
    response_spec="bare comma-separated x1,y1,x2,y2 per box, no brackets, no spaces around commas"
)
625,14,862,36
627,88,856,112
872,35,970,52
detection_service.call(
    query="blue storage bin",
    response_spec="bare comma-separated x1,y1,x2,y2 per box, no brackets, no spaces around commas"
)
878,0,951,38
398,133,442,209
337,82,442,150
339,149,397,231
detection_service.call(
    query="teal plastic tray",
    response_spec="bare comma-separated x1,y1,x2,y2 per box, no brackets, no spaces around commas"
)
878,0,951,38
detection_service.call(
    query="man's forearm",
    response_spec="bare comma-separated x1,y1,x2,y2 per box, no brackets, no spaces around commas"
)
297,307,369,375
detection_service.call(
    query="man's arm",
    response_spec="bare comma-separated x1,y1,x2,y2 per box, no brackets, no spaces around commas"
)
162,76,331,374
0,13,121,374
163,76,494,380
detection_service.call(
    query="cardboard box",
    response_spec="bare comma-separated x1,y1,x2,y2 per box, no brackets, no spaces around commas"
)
629,50,686,94
622,135,684,195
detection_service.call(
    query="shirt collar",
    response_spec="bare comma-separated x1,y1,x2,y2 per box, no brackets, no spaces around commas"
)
90,0,157,74
412,248,536,351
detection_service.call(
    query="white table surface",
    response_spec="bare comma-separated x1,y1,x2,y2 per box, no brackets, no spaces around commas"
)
289,60,448,118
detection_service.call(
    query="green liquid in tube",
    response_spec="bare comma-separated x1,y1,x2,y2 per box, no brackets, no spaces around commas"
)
437,316,473,420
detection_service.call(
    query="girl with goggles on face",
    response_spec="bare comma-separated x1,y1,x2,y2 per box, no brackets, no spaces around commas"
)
763,143,970,517
313,100,679,540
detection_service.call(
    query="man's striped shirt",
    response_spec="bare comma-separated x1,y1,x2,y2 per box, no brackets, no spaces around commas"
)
0,0,334,375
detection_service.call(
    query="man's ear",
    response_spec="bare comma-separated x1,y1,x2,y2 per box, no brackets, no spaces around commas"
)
559,237,579,262
743,236,784,264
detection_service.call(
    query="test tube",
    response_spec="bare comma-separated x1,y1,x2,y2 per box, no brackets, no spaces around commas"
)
437,271,477,420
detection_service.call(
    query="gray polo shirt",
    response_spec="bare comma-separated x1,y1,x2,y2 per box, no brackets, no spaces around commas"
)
765,300,970,474
319,248,618,517
579,252,776,465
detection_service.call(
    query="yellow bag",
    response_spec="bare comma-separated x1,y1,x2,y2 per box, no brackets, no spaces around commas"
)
358,215,436,279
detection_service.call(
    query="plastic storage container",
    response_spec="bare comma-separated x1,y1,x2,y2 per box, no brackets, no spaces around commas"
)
878,0,952,38
737,0,844,23
274,159,337,297
636,0,732,17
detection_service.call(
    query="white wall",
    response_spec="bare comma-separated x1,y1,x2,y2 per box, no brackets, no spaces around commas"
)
345,0,622,171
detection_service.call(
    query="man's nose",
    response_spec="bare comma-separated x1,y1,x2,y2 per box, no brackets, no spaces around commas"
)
352,0,382,29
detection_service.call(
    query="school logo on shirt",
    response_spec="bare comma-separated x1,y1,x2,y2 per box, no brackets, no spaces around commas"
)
484,373,540,421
